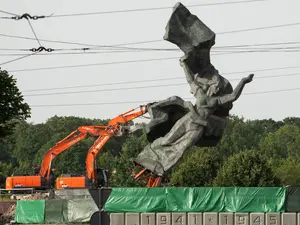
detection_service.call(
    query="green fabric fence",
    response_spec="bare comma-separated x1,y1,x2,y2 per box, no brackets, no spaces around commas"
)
104,187,287,213
15,198,98,224
15,200,45,224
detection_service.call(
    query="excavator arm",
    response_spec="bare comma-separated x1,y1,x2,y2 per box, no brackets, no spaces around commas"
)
85,135,111,182
85,105,149,186
39,126,109,182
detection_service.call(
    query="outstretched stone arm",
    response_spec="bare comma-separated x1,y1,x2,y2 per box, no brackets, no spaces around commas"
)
218,74,254,105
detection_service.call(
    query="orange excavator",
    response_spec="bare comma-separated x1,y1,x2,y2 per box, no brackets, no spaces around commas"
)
5,125,115,190
6,105,161,190
56,105,162,189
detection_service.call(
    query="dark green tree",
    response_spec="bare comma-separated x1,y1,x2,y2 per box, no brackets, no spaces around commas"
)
217,115,282,157
213,150,280,186
169,147,222,186
112,132,148,187
259,125,300,159
0,69,30,137
272,157,300,186
283,117,300,127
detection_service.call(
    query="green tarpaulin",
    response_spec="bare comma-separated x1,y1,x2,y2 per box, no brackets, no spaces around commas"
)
44,199,68,223
104,187,286,213
285,186,300,212
66,199,99,223
15,200,45,224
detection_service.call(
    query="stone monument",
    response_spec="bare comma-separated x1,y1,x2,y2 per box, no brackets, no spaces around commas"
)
133,2,254,178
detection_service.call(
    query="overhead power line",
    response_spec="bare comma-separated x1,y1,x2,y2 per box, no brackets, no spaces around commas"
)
0,22,299,50
47,0,266,18
0,47,299,57
8,57,178,73
0,10,18,16
27,20,41,46
0,0,267,20
1,41,300,54
23,72,300,97
22,71,300,93
29,87,300,107
0,52,37,66
8,56,300,73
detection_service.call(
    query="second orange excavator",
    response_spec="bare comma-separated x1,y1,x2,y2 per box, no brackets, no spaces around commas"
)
55,105,162,189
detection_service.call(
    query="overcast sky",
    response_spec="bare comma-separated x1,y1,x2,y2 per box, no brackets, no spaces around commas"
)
1,0,299,124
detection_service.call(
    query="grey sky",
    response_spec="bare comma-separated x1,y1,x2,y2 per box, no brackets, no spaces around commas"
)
1,0,299,124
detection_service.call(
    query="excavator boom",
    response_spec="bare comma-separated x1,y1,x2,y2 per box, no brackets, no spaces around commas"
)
57,105,149,189
86,106,148,184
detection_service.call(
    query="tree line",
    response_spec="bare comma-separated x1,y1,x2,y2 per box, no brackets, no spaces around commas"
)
1,69,300,187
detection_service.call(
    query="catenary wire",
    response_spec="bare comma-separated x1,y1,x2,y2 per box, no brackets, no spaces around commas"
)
0,9,18,16
42,0,268,18
28,87,300,107
22,72,300,97
22,67,300,92
0,52,37,66
27,19,41,46
7,55,300,73
0,0,267,20
1,44,300,55
0,22,299,50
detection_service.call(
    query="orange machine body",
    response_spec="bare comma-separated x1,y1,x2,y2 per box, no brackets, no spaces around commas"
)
5,176,44,190
55,176,88,190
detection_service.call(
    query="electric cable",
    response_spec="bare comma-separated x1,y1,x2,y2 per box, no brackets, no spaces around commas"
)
28,87,300,107
0,22,299,51
22,72,300,97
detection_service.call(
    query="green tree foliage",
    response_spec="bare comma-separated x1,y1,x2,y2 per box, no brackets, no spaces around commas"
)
0,113,300,187
259,125,300,159
217,116,282,157
0,70,30,137
213,150,280,186
272,157,300,186
169,147,222,186
112,132,148,187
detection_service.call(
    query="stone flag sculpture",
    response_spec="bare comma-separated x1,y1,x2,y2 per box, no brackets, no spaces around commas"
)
134,2,254,178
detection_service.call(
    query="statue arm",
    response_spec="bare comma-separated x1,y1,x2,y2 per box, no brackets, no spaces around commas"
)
180,59,194,83
180,56,201,95
218,74,254,105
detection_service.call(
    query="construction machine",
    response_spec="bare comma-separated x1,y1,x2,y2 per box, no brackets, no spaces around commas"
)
55,105,155,189
6,105,161,190
5,125,113,190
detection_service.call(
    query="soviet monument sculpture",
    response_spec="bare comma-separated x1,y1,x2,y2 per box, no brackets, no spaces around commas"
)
132,2,254,184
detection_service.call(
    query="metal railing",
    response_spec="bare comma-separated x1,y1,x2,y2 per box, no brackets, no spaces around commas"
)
0,188,34,195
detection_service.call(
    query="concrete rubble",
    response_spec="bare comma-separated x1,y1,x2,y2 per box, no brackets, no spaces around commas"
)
10,192,49,200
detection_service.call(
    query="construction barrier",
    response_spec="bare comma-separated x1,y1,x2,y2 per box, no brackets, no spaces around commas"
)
10,186,300,224
109,212,298,225
14,189,99,224
104,187,286,213
15,200,45,224
44,199,67,223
